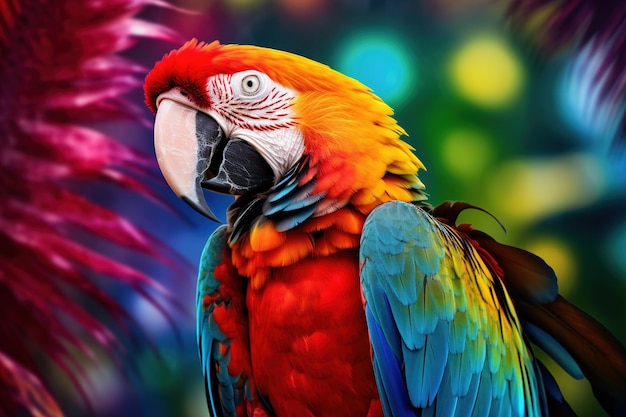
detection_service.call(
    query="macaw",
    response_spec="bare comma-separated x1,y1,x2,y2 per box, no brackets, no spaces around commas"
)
144,39,626,417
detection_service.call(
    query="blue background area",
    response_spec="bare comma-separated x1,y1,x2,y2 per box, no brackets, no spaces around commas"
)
55,1,626,416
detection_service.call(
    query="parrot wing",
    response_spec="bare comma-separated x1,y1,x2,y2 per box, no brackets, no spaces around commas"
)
432,201,626,416
360,201,545,417
197,225,255,417
459,223,626,417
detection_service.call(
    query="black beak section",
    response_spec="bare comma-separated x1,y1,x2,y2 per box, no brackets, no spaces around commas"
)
195,111,275,194
201,136,275,194
153,98,275,222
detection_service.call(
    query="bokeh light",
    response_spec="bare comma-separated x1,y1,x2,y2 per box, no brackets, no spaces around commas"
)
131,295,174,336
448,34,524,108
486,154,607,224
334,28,416,107
440,128,494,180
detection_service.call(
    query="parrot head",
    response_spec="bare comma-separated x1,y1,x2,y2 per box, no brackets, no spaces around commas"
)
145,39,425,225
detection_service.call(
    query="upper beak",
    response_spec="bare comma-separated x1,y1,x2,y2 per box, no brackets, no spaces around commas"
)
154,99,219,221
153,98,275,221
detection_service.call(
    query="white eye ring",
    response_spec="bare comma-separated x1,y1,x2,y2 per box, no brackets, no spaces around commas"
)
241,74,261,95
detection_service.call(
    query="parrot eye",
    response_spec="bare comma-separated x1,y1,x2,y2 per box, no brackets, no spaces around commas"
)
232,70,270,99
241,74,261,95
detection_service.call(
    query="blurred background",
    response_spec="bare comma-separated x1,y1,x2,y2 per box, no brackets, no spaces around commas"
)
44,0,626,416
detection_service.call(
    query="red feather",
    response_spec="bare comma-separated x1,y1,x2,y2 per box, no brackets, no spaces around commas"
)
246,250,381,417
0,0,180,415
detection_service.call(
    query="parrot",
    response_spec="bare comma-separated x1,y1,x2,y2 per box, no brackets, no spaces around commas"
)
144,39,626,417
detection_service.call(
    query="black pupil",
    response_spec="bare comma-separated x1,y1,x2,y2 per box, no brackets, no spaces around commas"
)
246,79,255,88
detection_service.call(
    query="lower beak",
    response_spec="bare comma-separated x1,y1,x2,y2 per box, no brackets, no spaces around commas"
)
153,99,274,221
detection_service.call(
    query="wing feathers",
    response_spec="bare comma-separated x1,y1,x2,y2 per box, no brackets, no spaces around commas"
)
434,369,458,417
433,200,626,416
361,201,541,417
197,225,252,417
365,306,415,417
471,231,558,304
522,320,583,379
404,320,449,407
518,295,626,416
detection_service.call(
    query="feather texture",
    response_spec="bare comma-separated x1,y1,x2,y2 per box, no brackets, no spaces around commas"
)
197,225,253,417
518,296,626,416
435,200,625,417
361,201,543,417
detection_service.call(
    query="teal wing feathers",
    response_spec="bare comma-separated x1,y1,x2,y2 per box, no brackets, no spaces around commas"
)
360,201,544,417
197,225,251,417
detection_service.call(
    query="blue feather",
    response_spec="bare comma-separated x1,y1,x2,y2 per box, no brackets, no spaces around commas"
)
197,226,243,417
449,313,468,354
404,320,449,408
384,259,419,305
498,384,512,417
264,181,318,215
282,192,324,212
265,175,299,203
509,361,526,417
434,368,458,417
447,352,464,397
523,320,583,379
413,246,442,276
273,203,318,232
366,306,416,417
473,369,493,417
454,372,480,417
488,395,504,417
257,156,326,231
414,279,440,337
364,285,404,359
384,293,426,350
422,404,437,417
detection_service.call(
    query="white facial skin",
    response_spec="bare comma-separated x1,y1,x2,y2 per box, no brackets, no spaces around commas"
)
203,69,305,182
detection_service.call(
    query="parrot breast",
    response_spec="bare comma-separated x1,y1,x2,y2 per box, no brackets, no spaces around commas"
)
245,249,382,417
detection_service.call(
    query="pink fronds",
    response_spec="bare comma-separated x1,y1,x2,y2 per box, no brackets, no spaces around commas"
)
504,0,626,150
0,0,181,415
0,353,64,417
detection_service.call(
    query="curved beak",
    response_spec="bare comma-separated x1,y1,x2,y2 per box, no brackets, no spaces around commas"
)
154,99,220,221
153,98,275,221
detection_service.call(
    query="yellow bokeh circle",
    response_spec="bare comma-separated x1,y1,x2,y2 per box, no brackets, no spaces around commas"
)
449,34,524,108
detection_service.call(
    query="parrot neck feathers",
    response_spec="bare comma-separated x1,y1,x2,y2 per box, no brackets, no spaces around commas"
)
228,153,427,245
228,156,325,244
